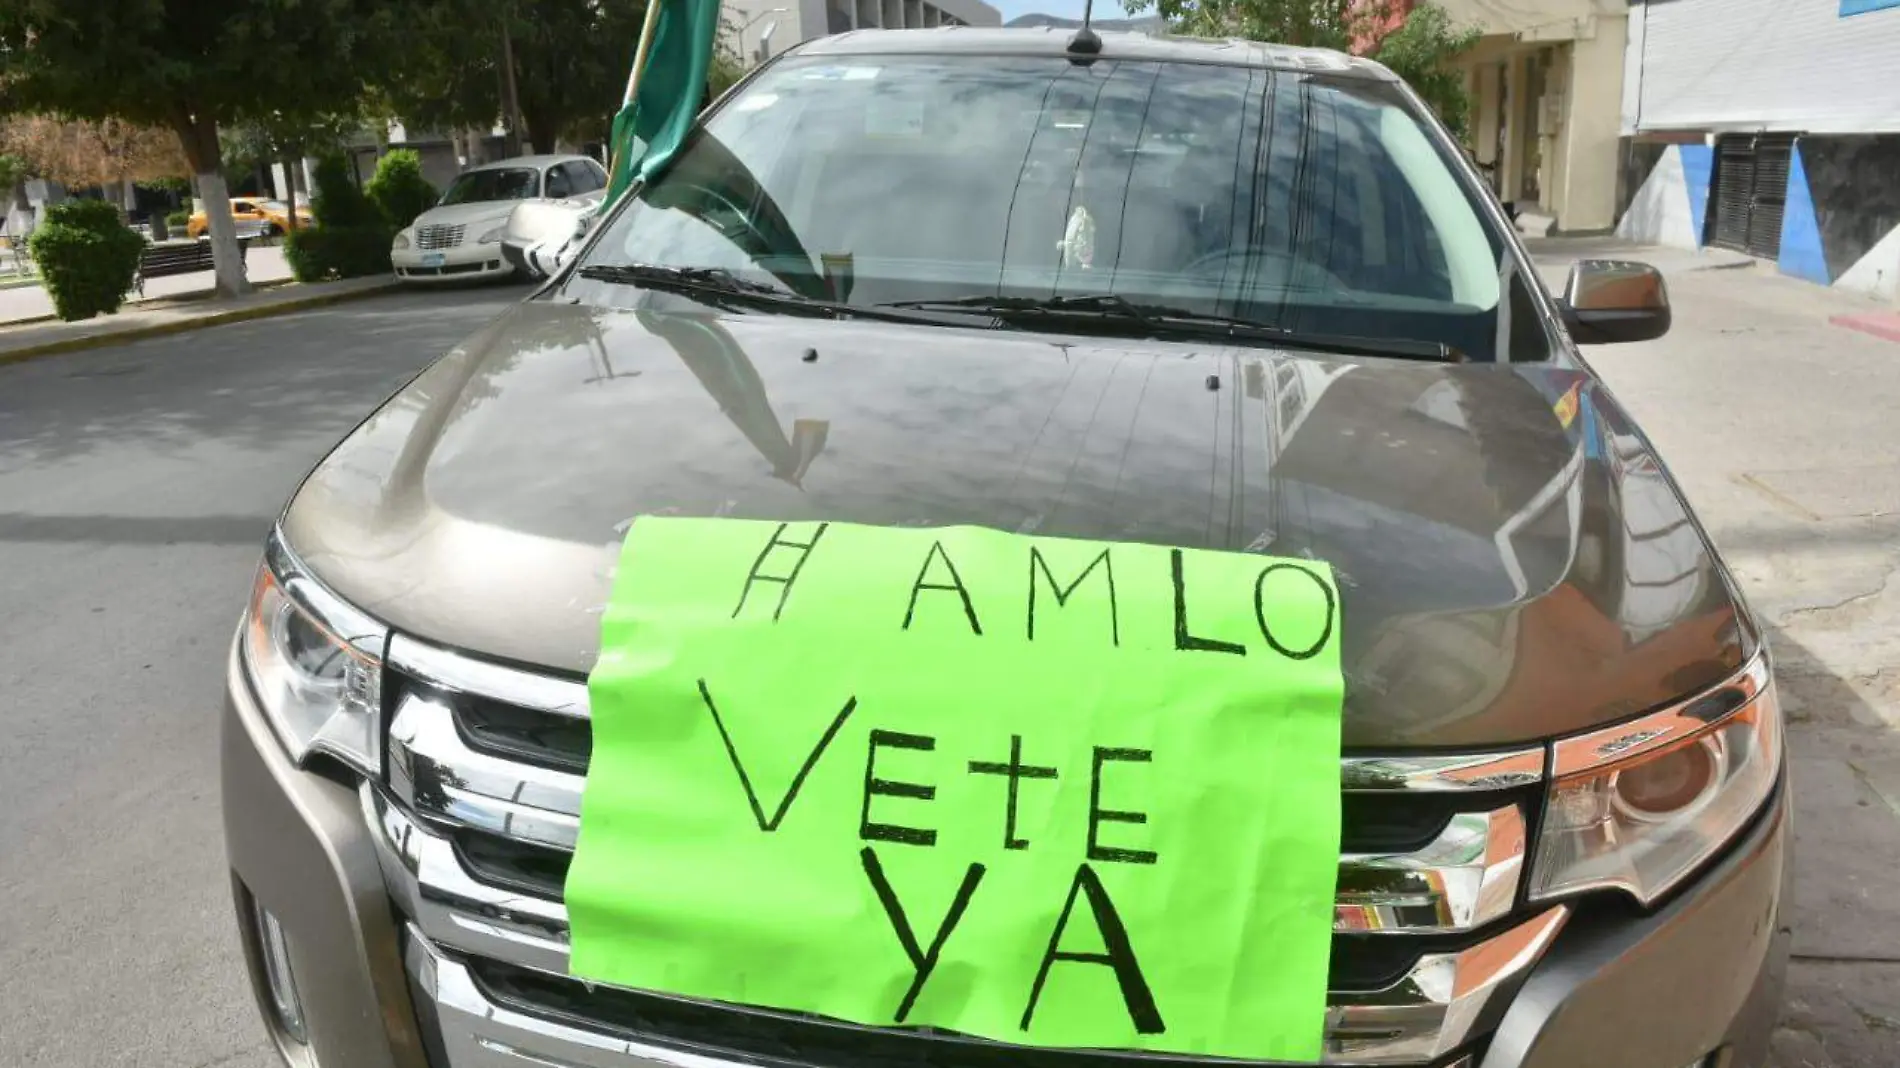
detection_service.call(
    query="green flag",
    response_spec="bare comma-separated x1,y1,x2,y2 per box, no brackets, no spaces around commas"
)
605,0,722,205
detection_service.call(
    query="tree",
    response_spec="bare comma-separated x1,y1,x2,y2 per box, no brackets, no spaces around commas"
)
382,0,649,155
226,111,366,232
1120,0,1478,134
0,116,188,207
1368,3,1481,139
0,0,412,297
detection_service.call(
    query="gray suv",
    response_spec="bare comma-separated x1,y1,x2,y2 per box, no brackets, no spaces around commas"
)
223,28,1788,1068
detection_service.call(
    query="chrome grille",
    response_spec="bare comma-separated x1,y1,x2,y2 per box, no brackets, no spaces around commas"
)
416,223,466,250
376,632,1563,1067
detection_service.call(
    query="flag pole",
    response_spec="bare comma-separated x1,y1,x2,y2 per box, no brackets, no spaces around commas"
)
625,0,665,106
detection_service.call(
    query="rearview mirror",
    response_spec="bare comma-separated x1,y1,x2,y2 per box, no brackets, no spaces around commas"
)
1560,260,1671,344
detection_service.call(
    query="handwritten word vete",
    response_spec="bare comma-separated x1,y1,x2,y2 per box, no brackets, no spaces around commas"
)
567,518,1346,1062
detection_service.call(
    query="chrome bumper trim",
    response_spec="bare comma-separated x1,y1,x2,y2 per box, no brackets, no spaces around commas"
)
379,787,1564,1066
385,694,1528,936
401,908,1561,1068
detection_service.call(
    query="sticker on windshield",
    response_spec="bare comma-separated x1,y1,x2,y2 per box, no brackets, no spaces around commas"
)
866,97,926,138
801,64,878,80
567,518,1346,1062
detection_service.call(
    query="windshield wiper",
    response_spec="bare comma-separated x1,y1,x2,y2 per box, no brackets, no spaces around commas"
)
881,294,1464,362
576,263,803,302
574,263,977,329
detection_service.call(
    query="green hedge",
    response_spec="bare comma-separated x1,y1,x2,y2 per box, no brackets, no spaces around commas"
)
310,154,380,229
286,155,394,281
366,149,438,230
165,209,190,228
29,198,145,321
284,224,393,282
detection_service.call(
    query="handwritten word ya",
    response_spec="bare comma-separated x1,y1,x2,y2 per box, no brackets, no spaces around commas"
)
698,680,1163,1035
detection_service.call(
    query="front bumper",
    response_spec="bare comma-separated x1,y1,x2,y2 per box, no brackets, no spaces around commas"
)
391,245,515,283
223,640,1792,1068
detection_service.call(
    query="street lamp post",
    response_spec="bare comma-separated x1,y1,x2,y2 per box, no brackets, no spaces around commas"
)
737,7,789,63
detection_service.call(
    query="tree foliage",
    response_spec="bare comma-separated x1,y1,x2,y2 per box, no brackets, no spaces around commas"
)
382,0,649,153
1368,3,1481,138
1120,0,1479,134
0,117,188,189
365,149,439,229
0,0,413,295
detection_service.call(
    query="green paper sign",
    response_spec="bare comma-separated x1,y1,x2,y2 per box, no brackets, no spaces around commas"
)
569,518,1345,1062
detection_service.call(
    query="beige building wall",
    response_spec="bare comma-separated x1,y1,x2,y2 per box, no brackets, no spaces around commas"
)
1436,0,1627,233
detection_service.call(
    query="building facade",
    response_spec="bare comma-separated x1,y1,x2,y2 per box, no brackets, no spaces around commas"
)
1434,0,1630,235
1615,0,1900,302
723,0,1002,66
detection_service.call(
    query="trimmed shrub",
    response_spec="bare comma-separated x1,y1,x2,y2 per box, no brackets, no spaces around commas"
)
310,154,379,229
29,198,145,321
365,149,438,230
165,209,190,228
285,224,392,282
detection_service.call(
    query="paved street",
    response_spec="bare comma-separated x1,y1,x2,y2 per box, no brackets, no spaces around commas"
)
3,249,1900,1067
0,282,531,1068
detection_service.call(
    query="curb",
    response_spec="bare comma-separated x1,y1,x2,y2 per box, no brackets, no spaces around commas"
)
0,279,402,367
1832,312,1900,345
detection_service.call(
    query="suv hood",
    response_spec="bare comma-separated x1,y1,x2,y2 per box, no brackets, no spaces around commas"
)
283,300,1752,748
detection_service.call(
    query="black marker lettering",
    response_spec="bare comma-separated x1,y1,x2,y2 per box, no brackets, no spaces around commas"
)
1171,549,1245,655
1253,563,1336,661
861,847,986,1022
699,680,856,832
1027,546,1119,645
903,540,983,635
1021,864,1164,1035
732,522,831,621
861,730,939,847
1088,747,1157,865
968,734,1059,850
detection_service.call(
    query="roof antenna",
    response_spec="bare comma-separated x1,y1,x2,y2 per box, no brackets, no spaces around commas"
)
1067,0,1102,54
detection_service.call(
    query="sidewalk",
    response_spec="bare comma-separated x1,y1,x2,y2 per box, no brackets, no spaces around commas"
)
0,245,297,324
0,273,401,364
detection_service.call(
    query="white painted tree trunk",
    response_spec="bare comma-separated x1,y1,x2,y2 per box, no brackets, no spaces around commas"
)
194,170,253,298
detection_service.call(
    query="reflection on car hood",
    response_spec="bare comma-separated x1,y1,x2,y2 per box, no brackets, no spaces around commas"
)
411,201,524,230
283,300,1753,748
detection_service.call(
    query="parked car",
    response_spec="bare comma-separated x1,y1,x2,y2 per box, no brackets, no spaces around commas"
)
222,28,1787,1068
390,153,608,282
185,196,308,239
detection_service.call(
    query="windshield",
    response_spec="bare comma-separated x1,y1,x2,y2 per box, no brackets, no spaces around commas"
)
576,54,1555,362
440,167,541,206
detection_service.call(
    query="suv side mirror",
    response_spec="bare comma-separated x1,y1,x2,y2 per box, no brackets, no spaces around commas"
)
1560,260,1671,344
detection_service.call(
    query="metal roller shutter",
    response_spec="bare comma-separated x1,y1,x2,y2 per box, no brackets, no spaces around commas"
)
1746,134,1796,260
1709,133,1801,260
1711,136,1755,252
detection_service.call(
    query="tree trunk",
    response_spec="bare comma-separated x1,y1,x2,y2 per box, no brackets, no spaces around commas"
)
282,152,301,232
170,109,252,298
501,19,527,156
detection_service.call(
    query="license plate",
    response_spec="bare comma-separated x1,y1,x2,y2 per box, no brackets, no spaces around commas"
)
421,253,446,267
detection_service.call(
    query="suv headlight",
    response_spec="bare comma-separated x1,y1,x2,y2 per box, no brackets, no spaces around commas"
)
1531,655,1779,905
240,531,387,777
393,231,411,250
478,226,506,244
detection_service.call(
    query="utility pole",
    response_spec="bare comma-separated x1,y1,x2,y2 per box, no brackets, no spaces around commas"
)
500,14,527,156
